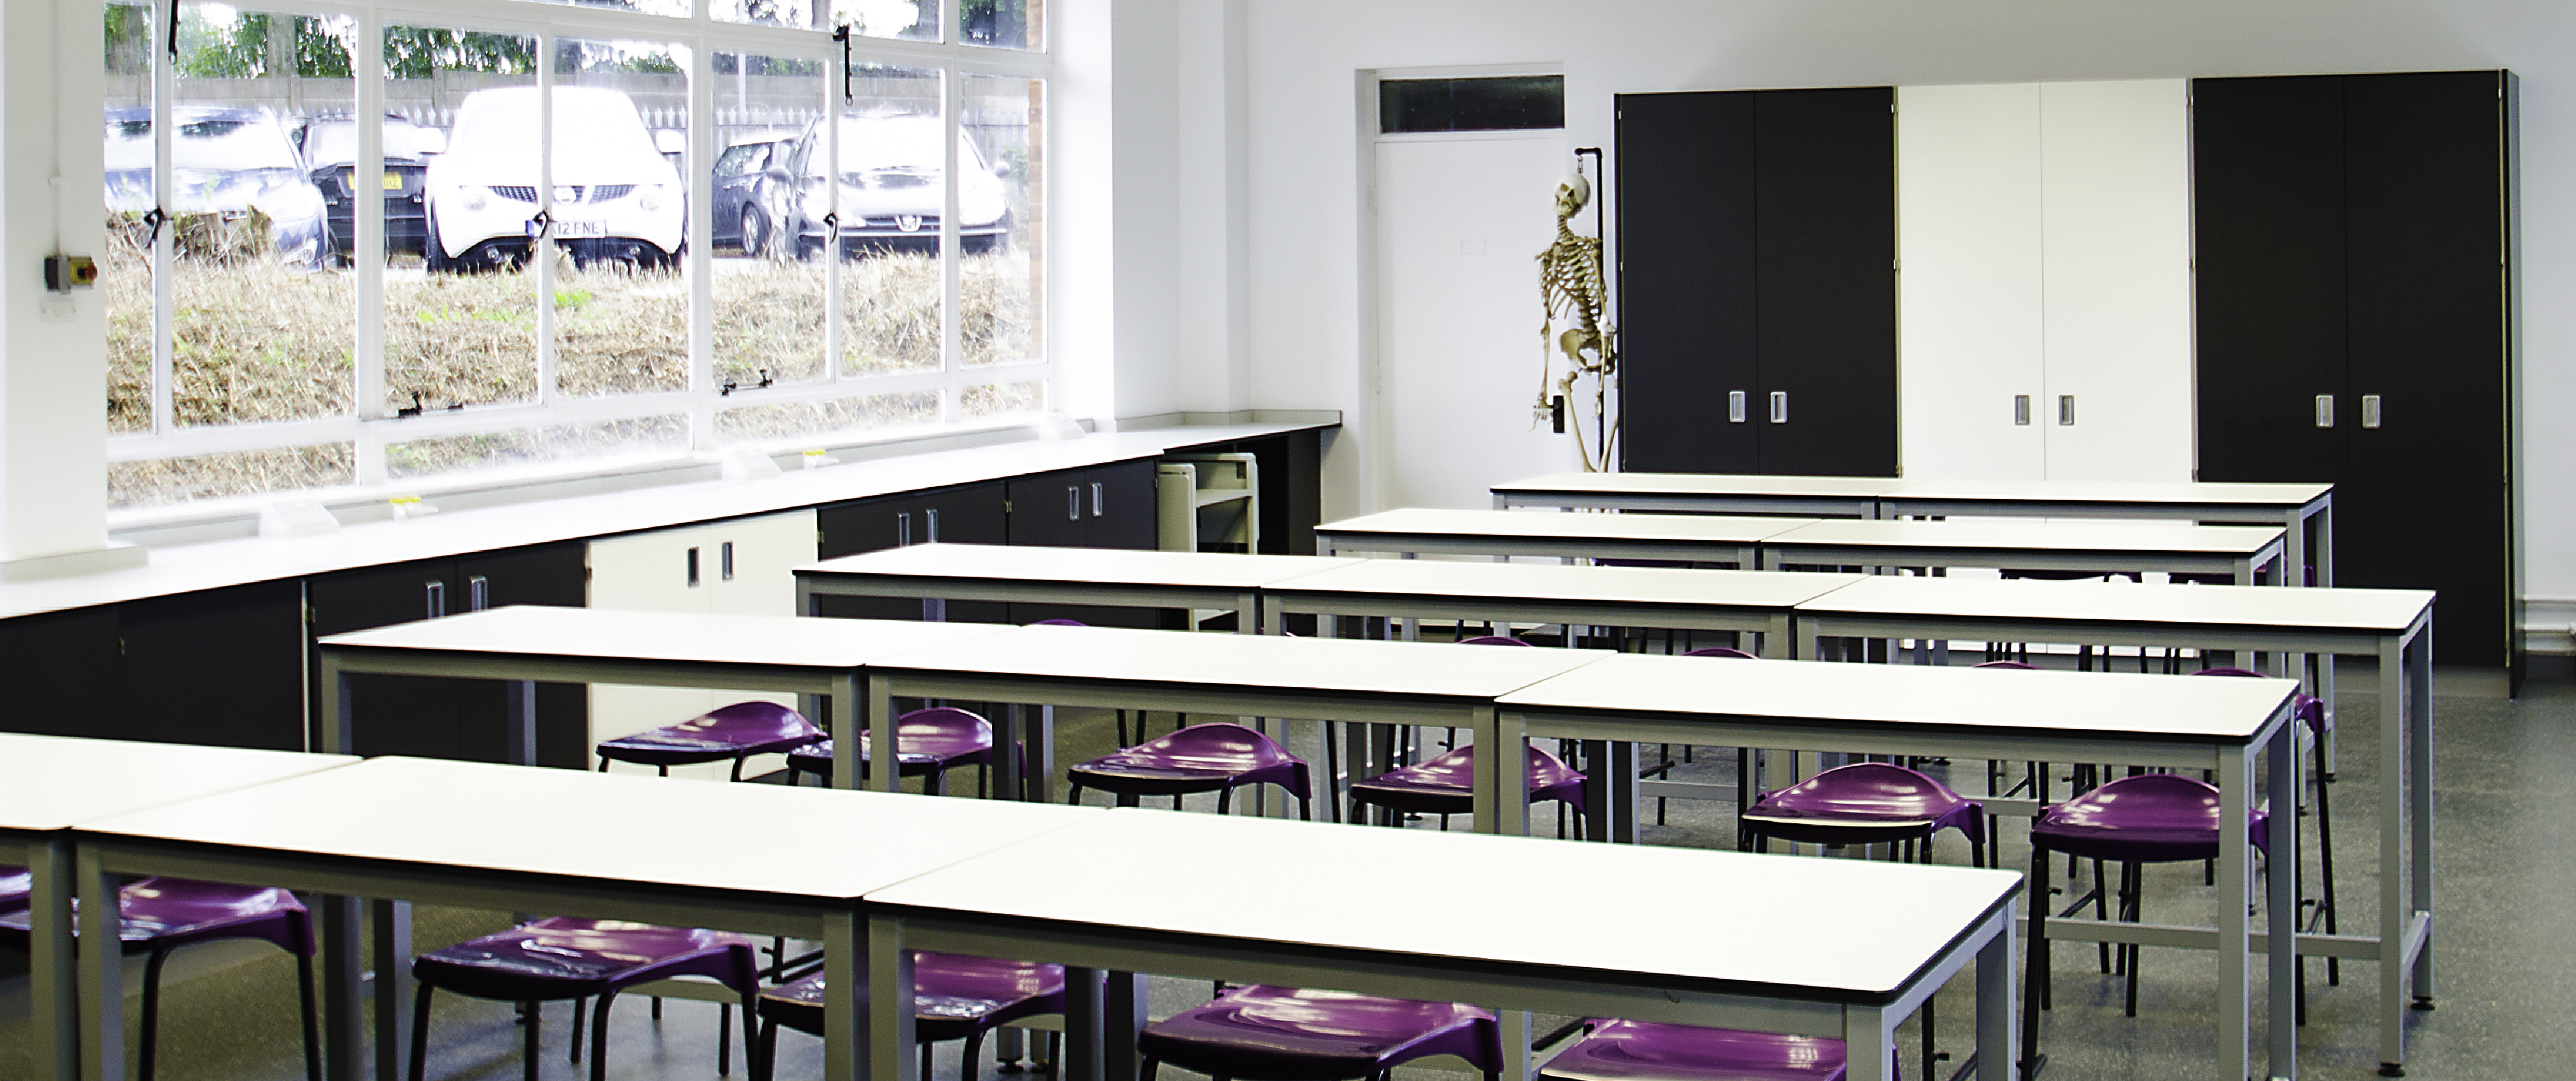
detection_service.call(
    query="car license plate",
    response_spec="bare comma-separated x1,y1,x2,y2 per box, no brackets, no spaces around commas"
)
554,220,608,238
345,171,402,191
382,172,402,190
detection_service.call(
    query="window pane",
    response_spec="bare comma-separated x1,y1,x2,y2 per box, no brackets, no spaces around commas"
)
104,2,154,433
714,52,827,388
714,391,938,443
555,39,691,399
1380,76,1565,134
716,1,824,29
835,65,945,376
168,6,357,426
832,0,938,43
392,25,538,412
963,73,1040,366
963,0,1041,51
962,379,1043,417
109,445,356,509
523,0,690,17
387,415,690,480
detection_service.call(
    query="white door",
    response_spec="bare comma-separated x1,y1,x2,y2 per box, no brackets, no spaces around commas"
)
1896,83,2047,481
1375,134,1579,513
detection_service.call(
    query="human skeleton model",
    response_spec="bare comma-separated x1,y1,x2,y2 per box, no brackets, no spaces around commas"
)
1535,168,1619,471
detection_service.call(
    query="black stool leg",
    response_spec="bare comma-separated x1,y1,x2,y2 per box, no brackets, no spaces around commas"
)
720,1002,734,1075
1921,993,1936,1081
1141,1057,1160,1081
140,947,170,1081
2123,861,2144,1017
2022,844,2049,1079
524,1000,542,1081
298,951,323,1081
756,1019,779,1081
409,983,435,1081
742,990,761,1078
2314,732,2342,986
966,1029,990,1081
591,992,620,1081
571,996,586,1062
2094,860,2112,973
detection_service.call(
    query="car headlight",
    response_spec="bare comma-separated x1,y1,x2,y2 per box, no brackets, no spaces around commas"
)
461,189,488,212
638,185,665,212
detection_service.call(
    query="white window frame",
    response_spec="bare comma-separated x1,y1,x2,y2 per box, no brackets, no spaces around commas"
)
106,0,1051,491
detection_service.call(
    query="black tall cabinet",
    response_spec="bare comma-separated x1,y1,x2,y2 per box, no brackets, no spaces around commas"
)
2194,70,2518,669
1616,87,1898,476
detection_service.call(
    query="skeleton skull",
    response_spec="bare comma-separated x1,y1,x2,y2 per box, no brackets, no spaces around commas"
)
1554,172,1592,221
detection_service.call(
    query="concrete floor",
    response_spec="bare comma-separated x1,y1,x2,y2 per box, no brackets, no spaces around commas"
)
3,653,2569,1080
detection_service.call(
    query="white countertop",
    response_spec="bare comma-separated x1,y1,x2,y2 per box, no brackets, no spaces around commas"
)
872,621,1609,699
1797,576,2433,632
1498,652,2294,743
1764,517,2285,555
1884,478,2332,508
0,733,354,833
78,756,1101,899
1491,472,1909,499
868,808,2020,997
1266,559,1867,609
3,423,1320,622
1315,508,1817,544
797,543,1359,590
318,606,1014,670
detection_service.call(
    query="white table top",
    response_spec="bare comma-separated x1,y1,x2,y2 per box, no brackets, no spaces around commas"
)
872,622,1609,699
1764,518,2285,555
1315,508,1816,544
0,734,355,834
797,543,1358,590
1883,478,2332,508
1497,653,2295,743
868,808,2020,997
1267,559,1867,609
1798,576,2432,632
317,606,1014,669
77,757,1100,899
1491,472,1910,499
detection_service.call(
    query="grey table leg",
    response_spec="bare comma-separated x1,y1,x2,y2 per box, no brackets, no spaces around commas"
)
2378,633,2407,1070
1061,967,1107,1081
798,576,819,618
1977,908,2017,1081
1763,612,1792,660
856,911,899,1081
2409,624,2436,1005
29,838,74,1081
850,672,883,792
1498,1010,1533,1081
1103,972,1147,1081
1475,709,1529,836
505,680,537,767
373,900,413,1081
2267,720,2300,1081
2217,742,2254,1081
319,655,353,755
1028,705,1060,804
317,893,363,1081
1842,1003,1894,1081
76,845,124,1081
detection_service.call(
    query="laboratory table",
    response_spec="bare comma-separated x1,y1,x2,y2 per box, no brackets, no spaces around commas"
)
863,808,2024,1081
1490,472,1905,517
1490,656,2303,1081
1759,518,2289,585
69,757,1099,1081
314,606,1014,787
793,543,1359,630
1876,479,2335,588
1259,559,1864,658
1315,508,1815,567
1792,574,2435,1072
0,735,356,1081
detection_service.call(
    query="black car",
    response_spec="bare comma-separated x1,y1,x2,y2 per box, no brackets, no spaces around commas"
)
711,139,779,252
296,114,443,262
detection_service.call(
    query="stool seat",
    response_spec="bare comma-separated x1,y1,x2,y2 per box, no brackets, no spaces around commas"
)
0,865,31,912
2030,772,2268,863
0,876,311,951
1741,762,1984,848
761,953,1065,1042
414,917,754,1002
786,707,996,783
1349,744,1585,816
1069,722,1311,802
1141,985,1501,1081
1538,1019,1848,1081
596,701,821,772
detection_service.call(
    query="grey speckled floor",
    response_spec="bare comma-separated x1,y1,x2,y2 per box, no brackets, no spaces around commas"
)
3,654,2569,1080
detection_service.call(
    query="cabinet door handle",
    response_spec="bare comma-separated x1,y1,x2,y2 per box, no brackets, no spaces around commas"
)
1769,391,1788,424
2057,394,2075,426
1067,486,1081,522
467,576,490,612
1091,482,1105,517
925,508,940,543
896,511,912,546
720,541,735,581
2014,394,2031,426
2362,394,2382,429
2315,394,2336,428
424,580,446,620
1729,391,1747,423
686,546,702,588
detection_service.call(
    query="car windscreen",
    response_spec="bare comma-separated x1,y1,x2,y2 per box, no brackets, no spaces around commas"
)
451,93,654,161
805,118,950,177
105,114,301,172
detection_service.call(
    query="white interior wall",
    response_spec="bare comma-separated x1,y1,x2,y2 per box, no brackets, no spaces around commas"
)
1233,0,2576,632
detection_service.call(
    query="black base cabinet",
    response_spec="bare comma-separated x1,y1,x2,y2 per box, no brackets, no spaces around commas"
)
2194,70,2517,671
1006,459,1160,628
0,583,304,750
306,541,588,765
814,481,1010,623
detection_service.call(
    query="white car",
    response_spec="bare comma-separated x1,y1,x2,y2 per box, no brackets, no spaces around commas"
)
423,86,684,271
758,115,1010,258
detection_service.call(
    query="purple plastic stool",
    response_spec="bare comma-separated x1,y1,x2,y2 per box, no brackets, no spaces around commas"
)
0,864,27,911
1538,1018,1851,1081
1139,985,1504,1081
785,706,996,795
1067,722,1313,819
2195,666,2339,989
1349,744,1587,834
1456,634,1533,647
1739,763,1987,866
409,917,759,1081
596,700,823,780
1681,646,1755,659
2021,772,2273,1074
0,877,320,1081
756,953,1067,1081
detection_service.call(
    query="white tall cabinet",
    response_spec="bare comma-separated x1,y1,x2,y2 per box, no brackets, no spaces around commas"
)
586,508,818,781
1897,79,2193,483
